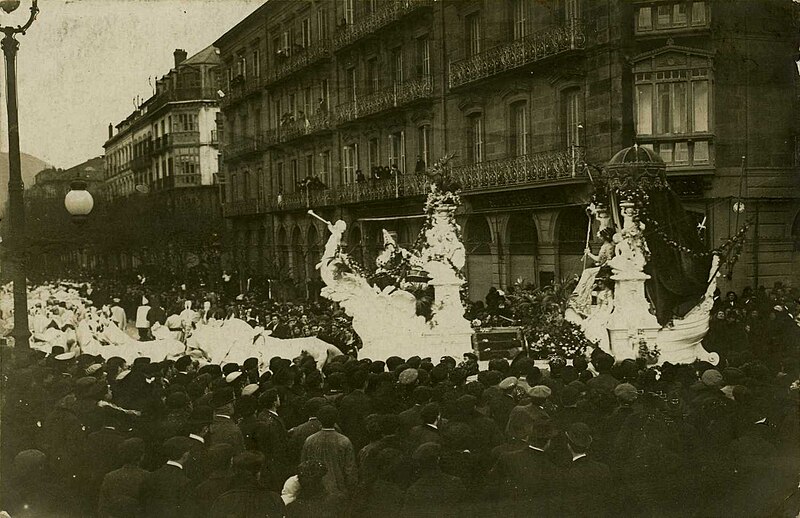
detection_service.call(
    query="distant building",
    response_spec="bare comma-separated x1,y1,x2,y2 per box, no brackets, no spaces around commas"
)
96,46,227,275
28,156,105,201
214,0,800,295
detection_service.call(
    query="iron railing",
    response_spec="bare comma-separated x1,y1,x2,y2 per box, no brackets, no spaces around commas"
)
221,75,264,109
336,76,433,124
149,87,218,112
449,20,586,89
223,198,262,217
270,112,333,145
223,135,268,162
270,40,332,85
333,0,434,50
267,148,587,211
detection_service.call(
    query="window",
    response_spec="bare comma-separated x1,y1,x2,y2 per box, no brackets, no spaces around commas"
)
512,0,528,40
305,154,314,179
635,68,710,136
510,101,529,156
252,49,260,77
277,162,285,193
320,150,331,186
366,57,379,94
635,61,712,165
343,0,354,25
637,7,652,31
343,145,357,184
417,36,430,78
301,19,312,48
368,137,380,171
563,88,582,147
418,125,431,168
466,13,481,57
346,67,357,102
468,114,483,163
673,3,688,26
291,159,299,191
691,2,707,26
391,47,403,84
321,79,330,110
564,0,580,21
317,8,328,41
657,5,671,27
389,131,405,172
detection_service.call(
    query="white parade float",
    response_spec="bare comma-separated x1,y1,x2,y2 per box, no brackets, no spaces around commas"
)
312,155,473,361
564,145,746,365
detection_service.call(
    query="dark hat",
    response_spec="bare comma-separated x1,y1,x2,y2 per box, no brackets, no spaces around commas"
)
560,386,580,406
163,436,195,460
565,422,593,449
174,355,192,371
386,356,404,371
478,370,503,387
166,391,190,409
188,405,213,426
222,363,240,376
232,451,264,474
369,361,386,374
488,358,510,373
132,357,151,368
303,397,328,417
412,442,442,465
211,387,235,408
242,357,259,371
412,385,434,405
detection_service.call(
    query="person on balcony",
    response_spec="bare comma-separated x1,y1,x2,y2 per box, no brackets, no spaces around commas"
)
415,156,426,174
372,167,382,181
355,170,366,183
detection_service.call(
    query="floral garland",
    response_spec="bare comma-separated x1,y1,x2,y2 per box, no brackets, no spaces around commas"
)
640,212,750,259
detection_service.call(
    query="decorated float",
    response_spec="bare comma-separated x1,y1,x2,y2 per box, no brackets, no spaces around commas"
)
312,154,473,360
565,145,748,365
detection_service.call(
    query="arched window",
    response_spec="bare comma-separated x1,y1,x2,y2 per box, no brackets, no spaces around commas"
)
507,212,538,255
558,206,588,255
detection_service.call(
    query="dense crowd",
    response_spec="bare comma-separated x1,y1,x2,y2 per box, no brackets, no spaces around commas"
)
1,276,798,517
1,336,798,517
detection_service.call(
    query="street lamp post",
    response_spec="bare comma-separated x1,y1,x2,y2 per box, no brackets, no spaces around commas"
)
1,0,39,348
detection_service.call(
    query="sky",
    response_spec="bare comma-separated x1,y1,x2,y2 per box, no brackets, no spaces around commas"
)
0,0,263,169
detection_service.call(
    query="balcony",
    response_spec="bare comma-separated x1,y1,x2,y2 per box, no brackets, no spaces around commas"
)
221,75,264,109
333,0,433,50
270,113,333,146
149,87,218,113
223,135,267,163
131,155,151,171
171,131,201,146
223,198,261,218
336,77,433,124
268,148,586,211
451,147,587,192
269,40,332,85
449,20,586,89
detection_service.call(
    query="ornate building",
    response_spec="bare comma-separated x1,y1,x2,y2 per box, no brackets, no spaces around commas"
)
216,0,800,299
100,47,226,274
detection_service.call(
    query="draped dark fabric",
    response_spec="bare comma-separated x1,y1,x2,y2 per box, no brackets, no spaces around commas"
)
643,188,712,325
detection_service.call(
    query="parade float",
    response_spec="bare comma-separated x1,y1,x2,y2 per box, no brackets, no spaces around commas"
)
311,155,473,361
565,145,747,365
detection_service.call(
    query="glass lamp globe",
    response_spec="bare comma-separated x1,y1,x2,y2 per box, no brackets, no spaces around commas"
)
64,180,94,222
0,0,21,14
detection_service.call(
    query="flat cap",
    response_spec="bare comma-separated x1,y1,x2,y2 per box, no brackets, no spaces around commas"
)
614,383,638,403
398,368,419,385
499,376,518,390
701,369,724,387
241,384,259,397
527,385,552,399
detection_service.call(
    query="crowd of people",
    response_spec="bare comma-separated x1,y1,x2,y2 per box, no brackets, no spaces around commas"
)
1,276,798,517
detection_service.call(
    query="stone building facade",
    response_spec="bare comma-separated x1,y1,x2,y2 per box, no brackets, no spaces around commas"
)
216,0,799,299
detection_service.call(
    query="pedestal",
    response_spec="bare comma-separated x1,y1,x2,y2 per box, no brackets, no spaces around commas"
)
607,270,660,361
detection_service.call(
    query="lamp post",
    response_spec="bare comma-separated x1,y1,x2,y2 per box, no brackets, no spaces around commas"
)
64,178,95,223
2,0,39,349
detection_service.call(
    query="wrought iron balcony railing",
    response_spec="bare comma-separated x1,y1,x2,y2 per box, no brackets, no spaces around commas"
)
149,87,219,112
270,113,333,146
336,76,433,124
268,147,586,211
223,198,262,218
452,147,586,191
333,0,433,50
270,40,332,85
449,20,586,89
221,75,264,109
224,135,268,162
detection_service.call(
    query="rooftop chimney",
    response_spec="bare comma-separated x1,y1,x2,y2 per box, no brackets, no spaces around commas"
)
174,49,188,68
108,123,113,140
